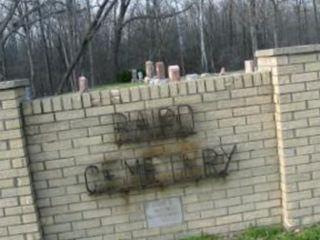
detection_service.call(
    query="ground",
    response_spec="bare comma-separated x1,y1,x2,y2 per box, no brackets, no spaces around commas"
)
181,225,320,240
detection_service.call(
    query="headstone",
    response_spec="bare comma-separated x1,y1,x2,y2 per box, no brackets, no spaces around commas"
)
245,60,255,73
78,76,88,93
156,62,166,79
168,65,181,82
25,86,33,101
201,73,210,78
138,71,144,82
145,61,154,78
186,74,199,81
219,67,226,76
131,69,138,83
145,198,183,228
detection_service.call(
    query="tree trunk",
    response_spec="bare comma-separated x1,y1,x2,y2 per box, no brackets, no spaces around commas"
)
66,0,78,91
249,0,258,58
228,0,234,47
313,0,320,42
208,0,216,72
146,0,154,60
113,26,122,79
112,0,130,80
0,41,7,80
18,2,36,96
303,0,309,44
199,0,208,73
174,0,185,75
86,0,95,87
36,0,53,94
271,1,280,48
295,0,302,44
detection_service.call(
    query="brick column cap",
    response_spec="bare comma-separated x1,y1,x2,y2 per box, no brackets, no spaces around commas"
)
256,44,320,58
0,79,29,90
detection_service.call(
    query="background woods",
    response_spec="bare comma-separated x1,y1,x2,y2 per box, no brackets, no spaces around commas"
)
1,0,320,96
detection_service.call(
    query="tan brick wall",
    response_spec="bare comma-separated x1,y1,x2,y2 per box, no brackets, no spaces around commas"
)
257,44,320,228
22,71,281,239
4,45,320,239
0,84,42,240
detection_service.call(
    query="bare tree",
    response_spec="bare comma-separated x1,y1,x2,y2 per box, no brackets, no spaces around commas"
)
249,0,258,58
174,0,185,75
112,0,131,79
295,0,303,44
17,0,36,94
85,0,95,87
57,0,117,93
0,0,20,79
35,0,53,94
270,0,282,47
199,0,208,72
1,0,319,96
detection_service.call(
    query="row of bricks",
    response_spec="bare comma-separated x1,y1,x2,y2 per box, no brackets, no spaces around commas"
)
22,100,274,140
36,190,280,223
39,206,281,236
29,161,279,198
31,171,279,207
40,216,278,240
25,134,276,161
257,53,320,67
34,182,280,210
27,161,277,199
31,168,279,202
25,136,277,164
21,72,271,116
0,88,25,101
28,158,278,192
27,154,277,181
25,129,275,157
22,93,273,127
258,52,320,74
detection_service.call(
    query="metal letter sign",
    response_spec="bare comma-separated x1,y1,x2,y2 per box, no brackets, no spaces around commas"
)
113,105,195,145
202,145,236,178
84,146,236,195
84,105,237,195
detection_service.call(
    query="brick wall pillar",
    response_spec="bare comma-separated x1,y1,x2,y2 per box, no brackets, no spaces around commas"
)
257,45,320,228
0,79,42,239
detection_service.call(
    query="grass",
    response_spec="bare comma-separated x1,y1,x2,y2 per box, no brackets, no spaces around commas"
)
93,82,143,91
181,225,320,240
181,236,221,240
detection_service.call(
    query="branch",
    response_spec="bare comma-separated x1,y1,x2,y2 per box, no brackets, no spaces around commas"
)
121,3,195,28
0,0,20,36
56,0,117,94
2,10,67,46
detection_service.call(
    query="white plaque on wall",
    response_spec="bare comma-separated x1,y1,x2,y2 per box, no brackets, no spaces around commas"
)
145,197,183,228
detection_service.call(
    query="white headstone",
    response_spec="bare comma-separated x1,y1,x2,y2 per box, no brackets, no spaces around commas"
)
138,71,144,81
78,76,88,93
186,74,199,81
245,60,255,73
131,69,138,82
168,65,181,82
